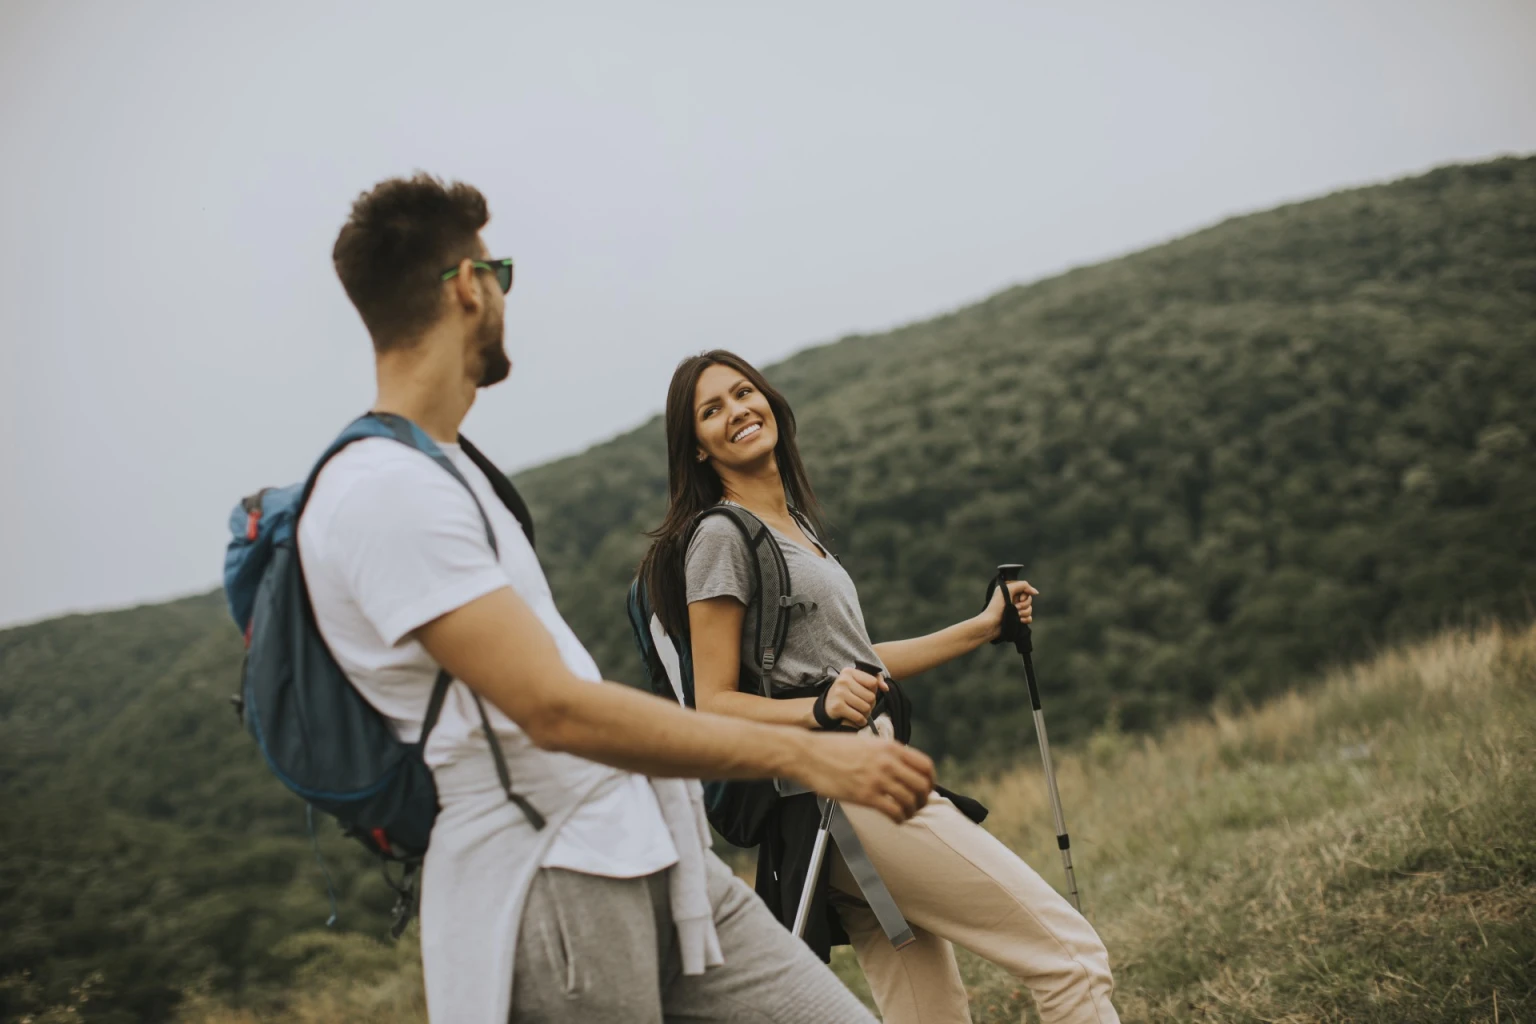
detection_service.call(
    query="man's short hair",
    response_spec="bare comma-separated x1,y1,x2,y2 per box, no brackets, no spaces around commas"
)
332,174,489,352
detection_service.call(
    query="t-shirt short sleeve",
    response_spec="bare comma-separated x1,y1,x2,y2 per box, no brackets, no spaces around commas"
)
684,514,754,606
307,444,511,646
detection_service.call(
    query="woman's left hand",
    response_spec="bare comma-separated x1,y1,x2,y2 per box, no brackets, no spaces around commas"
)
978,579,1038,643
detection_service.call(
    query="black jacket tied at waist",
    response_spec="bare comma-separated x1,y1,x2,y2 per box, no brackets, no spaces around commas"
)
751,677,989,962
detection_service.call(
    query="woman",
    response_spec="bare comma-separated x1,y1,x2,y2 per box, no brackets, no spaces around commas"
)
636,350,1121,1024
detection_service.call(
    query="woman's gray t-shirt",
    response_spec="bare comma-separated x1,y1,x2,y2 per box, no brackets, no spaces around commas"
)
684,508,886,696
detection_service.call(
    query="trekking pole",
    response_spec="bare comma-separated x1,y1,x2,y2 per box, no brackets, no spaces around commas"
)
792,658,883,938
991,563,1081,912
791,796,837,938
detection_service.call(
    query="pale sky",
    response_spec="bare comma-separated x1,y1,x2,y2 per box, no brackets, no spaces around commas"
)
1,0,1533,628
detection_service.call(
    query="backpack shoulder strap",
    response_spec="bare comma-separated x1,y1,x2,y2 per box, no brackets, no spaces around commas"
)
458,434,536,548
302,414,536,825
301,412,501,554
688,503,802,692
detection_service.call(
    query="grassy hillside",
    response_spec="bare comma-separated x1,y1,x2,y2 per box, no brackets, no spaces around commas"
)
2,155,1534,1020
0,597,409,1023
167,624,1536,1023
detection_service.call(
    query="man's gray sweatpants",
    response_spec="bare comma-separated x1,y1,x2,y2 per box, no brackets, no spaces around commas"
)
511,852,876,1023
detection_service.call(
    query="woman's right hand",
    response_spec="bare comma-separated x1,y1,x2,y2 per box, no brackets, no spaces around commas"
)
821,666,887,728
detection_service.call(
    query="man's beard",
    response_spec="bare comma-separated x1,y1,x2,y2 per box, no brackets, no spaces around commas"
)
474,306,511,388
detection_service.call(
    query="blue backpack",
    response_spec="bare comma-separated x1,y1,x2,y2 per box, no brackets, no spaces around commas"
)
223,412,543,936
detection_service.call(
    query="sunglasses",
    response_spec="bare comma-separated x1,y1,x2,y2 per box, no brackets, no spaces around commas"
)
441,257,514,294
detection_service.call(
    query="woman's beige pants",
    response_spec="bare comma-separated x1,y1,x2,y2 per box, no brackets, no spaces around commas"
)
828,797,1120,1024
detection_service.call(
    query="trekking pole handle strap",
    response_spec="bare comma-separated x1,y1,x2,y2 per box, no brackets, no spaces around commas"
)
811,689,842,731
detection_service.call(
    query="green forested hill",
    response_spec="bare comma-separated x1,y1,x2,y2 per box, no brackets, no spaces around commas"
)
524,154,1536,761
2,156,1534,1021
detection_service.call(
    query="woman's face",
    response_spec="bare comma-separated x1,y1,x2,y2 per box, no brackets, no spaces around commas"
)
693,362,778,472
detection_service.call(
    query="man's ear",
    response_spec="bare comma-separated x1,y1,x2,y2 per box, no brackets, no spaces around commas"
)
449,258,482,313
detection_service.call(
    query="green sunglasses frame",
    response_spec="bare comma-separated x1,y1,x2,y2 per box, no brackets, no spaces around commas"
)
441,257,514,293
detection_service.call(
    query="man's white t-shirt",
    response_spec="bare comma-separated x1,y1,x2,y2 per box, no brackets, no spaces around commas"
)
297,436,677,878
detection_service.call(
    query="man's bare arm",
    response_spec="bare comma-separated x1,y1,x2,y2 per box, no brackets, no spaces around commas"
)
415,586,934,822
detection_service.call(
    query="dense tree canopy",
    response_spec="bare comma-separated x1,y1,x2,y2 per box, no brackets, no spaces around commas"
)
1,156,1532,1020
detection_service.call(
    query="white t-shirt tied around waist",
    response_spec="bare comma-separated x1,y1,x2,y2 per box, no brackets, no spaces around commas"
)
297,436,720,1022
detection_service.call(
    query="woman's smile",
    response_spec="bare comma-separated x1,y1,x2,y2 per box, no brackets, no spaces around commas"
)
693,362,780,465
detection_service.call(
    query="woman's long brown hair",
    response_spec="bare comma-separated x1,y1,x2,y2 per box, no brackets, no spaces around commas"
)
636,349,824,640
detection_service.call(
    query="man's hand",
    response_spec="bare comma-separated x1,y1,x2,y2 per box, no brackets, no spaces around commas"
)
791,732,934,823
978,578,1038,643
823,665,886,728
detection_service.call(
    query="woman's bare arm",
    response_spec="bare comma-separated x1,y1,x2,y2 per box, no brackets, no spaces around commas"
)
689,595,819,727
691,595,886,729
874,579,1037,681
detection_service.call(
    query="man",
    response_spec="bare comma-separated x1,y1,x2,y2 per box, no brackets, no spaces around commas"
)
300,173,935,1023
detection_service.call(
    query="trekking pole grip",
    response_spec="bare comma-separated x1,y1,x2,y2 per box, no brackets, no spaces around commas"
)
988,564,1031,651
993,564,1042,708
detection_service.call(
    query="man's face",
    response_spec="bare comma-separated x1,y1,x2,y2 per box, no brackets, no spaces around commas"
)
469,240,510,388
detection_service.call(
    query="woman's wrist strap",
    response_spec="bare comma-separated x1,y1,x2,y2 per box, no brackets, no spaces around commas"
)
812,689,839,730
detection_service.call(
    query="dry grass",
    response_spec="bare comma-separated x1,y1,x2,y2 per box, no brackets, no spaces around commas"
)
177,625,1536,1023
945,624,1536,1023
171,931,426,1024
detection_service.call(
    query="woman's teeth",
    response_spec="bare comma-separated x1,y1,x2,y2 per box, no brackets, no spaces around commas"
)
732,424,761,443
